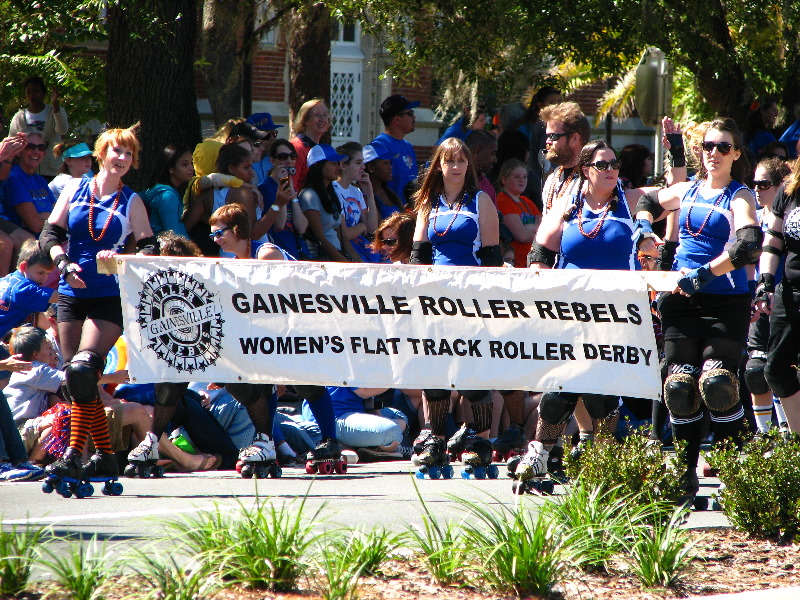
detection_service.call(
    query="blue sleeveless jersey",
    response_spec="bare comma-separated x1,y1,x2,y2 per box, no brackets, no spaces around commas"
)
60,178,134,298
427,192,481,266
250,240,296,261
676,179,752,295
559,185,635,270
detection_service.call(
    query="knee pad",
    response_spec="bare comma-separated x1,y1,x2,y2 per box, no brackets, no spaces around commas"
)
538,392,579,425
663,372,700,416
581,394,619,420
294,385,326,402
744,355,769,396
226,383,260,406
153,382,188,407
458,389,492,405
699,368,739,412
65,350,105,404
423,388,450,403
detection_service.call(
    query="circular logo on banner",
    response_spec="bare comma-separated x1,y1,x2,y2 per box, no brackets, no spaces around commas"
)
137,268,223,373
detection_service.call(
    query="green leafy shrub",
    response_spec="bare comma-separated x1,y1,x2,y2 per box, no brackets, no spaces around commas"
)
706,434,800,541
565,431,684,506
0,520,47,596
38,536,112,600
127,549,223,600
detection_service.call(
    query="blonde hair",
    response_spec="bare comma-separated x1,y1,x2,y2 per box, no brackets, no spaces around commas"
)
412,137,479,222
292,98,326,136
682,121,710,171
786,156,800,197
94,123,141,169
211,118,244,143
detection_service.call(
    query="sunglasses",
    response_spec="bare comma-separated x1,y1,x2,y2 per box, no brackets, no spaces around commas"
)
209,226,232,241
264,130,278,140
26,143,48,151
752,180,775,191
588,159,622,171
546,131,573,141
252,141,261,148
274,152,297,161
398,110,415,117
701,141,736,155
381,238,399,247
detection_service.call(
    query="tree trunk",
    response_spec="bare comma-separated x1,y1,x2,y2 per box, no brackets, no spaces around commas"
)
287,2,331,132
201,0,252,128
106,0,202,191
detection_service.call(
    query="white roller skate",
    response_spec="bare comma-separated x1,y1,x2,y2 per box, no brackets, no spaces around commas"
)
125,432,163,478
237,433,281,479
512,441,555,495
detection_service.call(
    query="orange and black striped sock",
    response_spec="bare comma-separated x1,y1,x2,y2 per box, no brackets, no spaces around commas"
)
68,401,92,453
89,398,113,453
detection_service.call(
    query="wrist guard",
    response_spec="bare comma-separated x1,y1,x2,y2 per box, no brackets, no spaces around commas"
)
410,241,433,265
677,264,715,295
54,253,79,278
666,133,686,168
476,244,503,266
136,235,160,256
632,218,656,249
657,240,678,271
527,241,556,267
39,222,68,255
754,273,776,304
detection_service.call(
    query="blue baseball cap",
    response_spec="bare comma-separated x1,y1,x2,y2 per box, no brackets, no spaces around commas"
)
307,144,348,166
63,142,92,158
246,112,283,131
363,141,394,162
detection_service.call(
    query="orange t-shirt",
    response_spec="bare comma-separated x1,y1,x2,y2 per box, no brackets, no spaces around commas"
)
496,191,541,268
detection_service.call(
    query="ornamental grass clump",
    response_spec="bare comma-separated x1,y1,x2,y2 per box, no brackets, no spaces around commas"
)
38,535,112,600
0,520,47,597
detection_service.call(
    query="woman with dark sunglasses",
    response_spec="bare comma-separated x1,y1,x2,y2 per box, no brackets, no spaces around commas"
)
633,117,761,506
745,157,792,438
518,140,651,485
2,130,57,234
755,151,800,434
370,211,415,263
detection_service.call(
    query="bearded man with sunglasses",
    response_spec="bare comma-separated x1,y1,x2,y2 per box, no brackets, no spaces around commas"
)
538,102,591,217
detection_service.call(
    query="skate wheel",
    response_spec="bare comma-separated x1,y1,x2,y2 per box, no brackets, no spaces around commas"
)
57,481,71,498
441,465,453,479
305,461,317,474
138,464,152,478
254,465,269,479
124,464,137,478
487,465,499,479
702,465,718,477
334,461,347,474
474,466,486,480
235,461,244,474
540,480,555,495
427,465,441,479
102,482,111,495
269,465,282,478
318,461,334,475
415,467,426,479
42,481,54,494
492,450,503,462
75,483,93,499
711,499,722,511
240,464,254,479
692,496,709,511
461,469,471,480
512,480,525,495
152,465,165,478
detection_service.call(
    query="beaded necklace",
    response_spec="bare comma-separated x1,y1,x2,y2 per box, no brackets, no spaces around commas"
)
544,167,578,212
431,193,466,237
88,177,123,242
576,189,614,239
684,180,731,238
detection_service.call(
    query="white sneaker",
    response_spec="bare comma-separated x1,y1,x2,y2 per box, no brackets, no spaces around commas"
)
517,441,549,480
128,432,159,462
239,433,276,463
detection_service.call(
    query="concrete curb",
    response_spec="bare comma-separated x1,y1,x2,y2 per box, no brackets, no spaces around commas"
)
696,587,800,599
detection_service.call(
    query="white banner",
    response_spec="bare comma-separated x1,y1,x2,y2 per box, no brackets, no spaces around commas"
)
118,257,662,399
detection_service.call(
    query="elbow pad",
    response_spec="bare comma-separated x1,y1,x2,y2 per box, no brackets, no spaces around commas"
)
410,241,433,265
136,235,160,256
39,222,68,255
633,191,664,220
477,244,503,267
527,242,557,267
657,240,678,271
728,225,763,269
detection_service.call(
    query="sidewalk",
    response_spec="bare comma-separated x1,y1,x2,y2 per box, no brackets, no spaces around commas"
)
693,587,800,599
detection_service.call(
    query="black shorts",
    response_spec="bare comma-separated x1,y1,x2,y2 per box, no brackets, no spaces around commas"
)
57,294,124,329
659,292,751,344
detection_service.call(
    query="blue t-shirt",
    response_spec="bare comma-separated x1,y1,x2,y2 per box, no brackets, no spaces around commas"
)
327,386,366,419
373,132,417,205
1,164,56,230
0,270,54,338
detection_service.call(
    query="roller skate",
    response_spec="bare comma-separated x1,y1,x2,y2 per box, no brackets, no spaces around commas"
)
125,432,164,478
43,449,124,499
411,428,432,466
569,434,593,462
511,441,555,495
305,437,347,475
446,423,475,461
677,469,713,511
460,436,499,480
413,434,453,479
492,424,526,462
237,432,281,479
547,444,569,484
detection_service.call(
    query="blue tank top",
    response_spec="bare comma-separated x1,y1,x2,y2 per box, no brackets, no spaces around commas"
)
427,192,481,266
59,178,134,298
559,184,635,270
676,179,751,295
